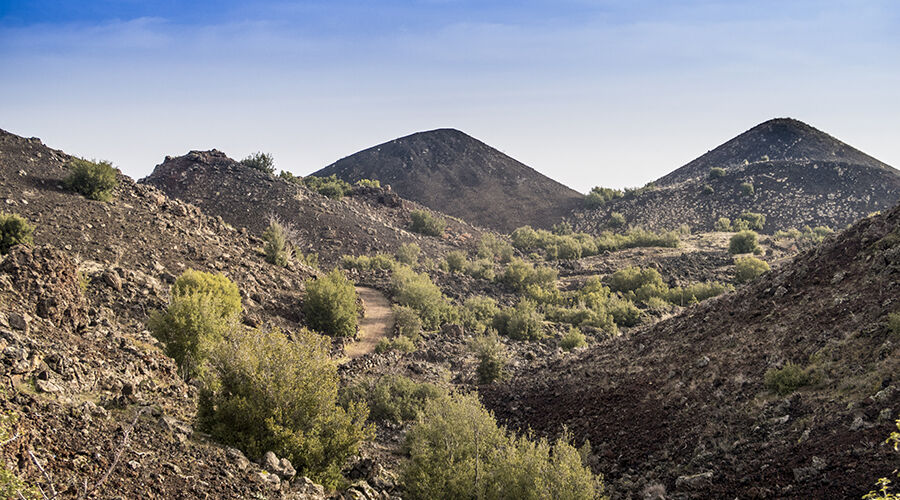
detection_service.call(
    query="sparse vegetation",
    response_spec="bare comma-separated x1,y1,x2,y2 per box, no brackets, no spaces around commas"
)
198,326,372,488
734,256,770,284
340,375,445,424
729,230,760,254
733,211,766,231
560,326,587,350
477,234,514,263
402,392,599,499
0,212,34,254
493,298,544,341
715,217,733,232
356,178,381,188
608,212,626,228
375,335,416,353
240,152,275,174
764,362,818,396
341,253,396,271
304,269,359,337
148,270,242,379
469,329,509,384
740,181,755,196
888,313,900,337
303,174,353,199
585,186,623,207
774,225,834,249
393,304,423,342
444,250,468,272
262,218,293,267
396,243,421,266
510,225,678,260
702,184,715,195
459,296,500,334
65,158,119,201
499,257,558,293
409,209,446,236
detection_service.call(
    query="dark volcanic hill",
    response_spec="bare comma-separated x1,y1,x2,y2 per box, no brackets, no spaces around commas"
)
572,118,900,234
484,206,900,498
312,129,584,232
143,150,490,267
657,118,895,186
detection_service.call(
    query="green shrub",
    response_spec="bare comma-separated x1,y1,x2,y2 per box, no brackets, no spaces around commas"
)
459,296,500,333
375,335,416,353
402,392,598,500
149,270,242,379
304,269,359,337
736,211,766,231
607,212,626,228
262,219,293,267
464,258,496,280
607,266,665,293
764,362,818,396
729,230,760,254
0,212,34,254
241,152,275,174
392,265,452,330
297,251,319,269
734,256,770,284
594,228,679,253
394,305,423,342
64,158,118,201
493,298,544,341
560,327,587,351
774,226,834,248
356,178,381,188
477,234,514,263
624,182,657,197
302,174,353,199
409,209,446,236
445,250,468,273
341,253,396,272
396,243,421,266
709,167,726,178
510,226,540,251
740,182,755,196
470,329,508,384
499,258,558,292
863,417,900,499
702,184,714,195
585,186,623,207
665,282,730,305
552,221,574,236
341,375,445,424
607,297,642,327
714,217,732,232
198,327,372,488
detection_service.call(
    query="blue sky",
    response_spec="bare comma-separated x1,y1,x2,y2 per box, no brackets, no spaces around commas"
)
1,1,898,190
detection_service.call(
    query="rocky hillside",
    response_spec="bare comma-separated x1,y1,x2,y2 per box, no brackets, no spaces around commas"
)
484,205,900,498
143,150,484,266
312,129,584,232
572,118,900,234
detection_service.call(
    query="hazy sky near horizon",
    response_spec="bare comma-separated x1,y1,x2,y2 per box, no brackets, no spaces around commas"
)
1,0,898,191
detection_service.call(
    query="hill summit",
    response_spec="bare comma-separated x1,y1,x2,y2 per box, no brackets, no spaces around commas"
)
656,117,895,186
312,128,583,232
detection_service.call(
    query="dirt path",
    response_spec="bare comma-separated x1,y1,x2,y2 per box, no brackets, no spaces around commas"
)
344,286,394,359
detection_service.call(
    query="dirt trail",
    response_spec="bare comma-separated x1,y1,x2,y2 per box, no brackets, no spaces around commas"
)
345,286,394,359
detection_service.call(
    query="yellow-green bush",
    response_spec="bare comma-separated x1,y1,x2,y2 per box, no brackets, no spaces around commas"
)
396,243,421,266
499,258,558,292
560,326,587,351
304,269,359,337
444,250,468,273
740,182,755,196
402,392,599,500
585,186,623,207
375,335,416,353
714,217,732,232
198,327,372,487
469,329,508,384
393,305,423,342
391,265,453,330
493,298,544,341
0,212,34,254
709,167,726,178
263,219,293,267
64,158,119,201
464,258,496,280
303,174,353,199
764,362,818,396
409,210,446,236
607,212,626,228
149,270,242,379
734,256,770,284
355,178,381,188
341,375,445,424
729,230,760,254
341,253,396,272
241,152,274,174
608,266,665,294
459,296,500,333
477,234,514,263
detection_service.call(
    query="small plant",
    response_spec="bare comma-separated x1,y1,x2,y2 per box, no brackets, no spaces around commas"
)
740,181,755,196
396,243,421,266
560,326,587,351
736,211,766,231
409,209,446,236
709,167,726,179
729,230,760,254
714,217,733,232
240,152,275,174
477,234,514,263
65,158,119,201
198,327,372,488
608,212,626,228
702,184,715,195
302,174,353,199
764,362,817,396
862,417,900,499
375,335,416,353
393,305,423,342
734,256,770,284
262,218,294,267
0,212,34,254
148,270,242,379
303,269,359,337
493,298,544,341
469,329,508,384
355,178,381,188
585,186,624,207
444,250,468,273
340,375,445,424
459,296,500,333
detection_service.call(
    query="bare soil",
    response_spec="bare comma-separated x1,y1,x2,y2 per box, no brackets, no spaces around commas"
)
345,287,394,359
